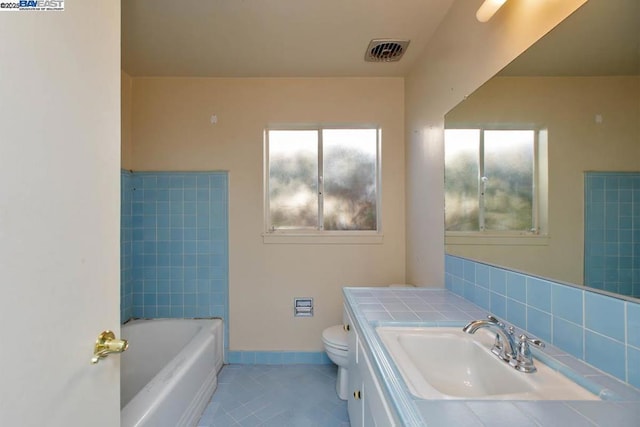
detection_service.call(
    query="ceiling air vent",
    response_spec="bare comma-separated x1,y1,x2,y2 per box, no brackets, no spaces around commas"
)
365,39,410,62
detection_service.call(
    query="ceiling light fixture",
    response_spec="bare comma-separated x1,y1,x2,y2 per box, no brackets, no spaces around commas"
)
476,0,507,22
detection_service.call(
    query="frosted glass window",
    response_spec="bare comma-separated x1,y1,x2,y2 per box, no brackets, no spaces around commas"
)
323,129,377,230
268,130,319,229
445,128,537,233
266,127,380,232
484,130,534,231
445,129,480,231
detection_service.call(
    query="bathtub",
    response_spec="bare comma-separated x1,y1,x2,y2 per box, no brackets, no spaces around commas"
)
121,318,224,427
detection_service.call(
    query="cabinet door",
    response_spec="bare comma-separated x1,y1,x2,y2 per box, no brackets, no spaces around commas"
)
361,341,397,426
346,309,357,366
362,386,376,427
348,359,364,426
346,308,362,425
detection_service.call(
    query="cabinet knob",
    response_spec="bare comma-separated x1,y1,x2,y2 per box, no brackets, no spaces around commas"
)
353,390,361,400
343,324,350,332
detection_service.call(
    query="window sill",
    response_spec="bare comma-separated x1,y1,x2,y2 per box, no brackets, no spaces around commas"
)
445,233,549,246
263,232,384,245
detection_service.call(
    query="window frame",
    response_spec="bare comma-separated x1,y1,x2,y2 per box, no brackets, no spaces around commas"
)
263,124,383,244
444,126,548,241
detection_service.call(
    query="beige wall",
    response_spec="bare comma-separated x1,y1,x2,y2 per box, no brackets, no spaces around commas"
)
130,78,406,351
404,0,588,286
123,0,590,351
121,71,133,170
445,76,640,284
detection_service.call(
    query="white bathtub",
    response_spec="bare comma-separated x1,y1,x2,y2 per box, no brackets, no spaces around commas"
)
121,318,223,427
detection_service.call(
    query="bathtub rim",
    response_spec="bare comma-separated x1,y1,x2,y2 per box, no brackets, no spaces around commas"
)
120,318,224,427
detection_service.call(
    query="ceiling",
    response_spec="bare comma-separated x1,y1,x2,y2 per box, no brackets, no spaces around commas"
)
122,0,455,77
122,0,640,79
499,0,640,76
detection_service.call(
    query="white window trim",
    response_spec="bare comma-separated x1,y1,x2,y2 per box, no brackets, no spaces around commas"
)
263,231,384,245
445,233,549,246
263,124,383,244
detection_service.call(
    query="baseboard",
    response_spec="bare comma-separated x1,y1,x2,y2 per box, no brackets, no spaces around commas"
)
226,351,332,365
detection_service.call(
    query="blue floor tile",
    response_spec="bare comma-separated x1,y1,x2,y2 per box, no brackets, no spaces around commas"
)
198,364,350,427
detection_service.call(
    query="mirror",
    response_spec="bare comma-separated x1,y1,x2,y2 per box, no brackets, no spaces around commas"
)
444,0,640,300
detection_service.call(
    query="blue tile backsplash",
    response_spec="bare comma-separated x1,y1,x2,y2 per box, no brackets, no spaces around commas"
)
584,172,640,298
446,254,640,389
120,171,229,334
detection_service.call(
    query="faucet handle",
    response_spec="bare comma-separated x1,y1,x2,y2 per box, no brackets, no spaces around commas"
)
521,335,545,348
486,315,505,327
511,334,545,373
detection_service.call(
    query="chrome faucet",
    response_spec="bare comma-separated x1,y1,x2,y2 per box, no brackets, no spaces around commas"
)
463,315,517,363
463,315,545,373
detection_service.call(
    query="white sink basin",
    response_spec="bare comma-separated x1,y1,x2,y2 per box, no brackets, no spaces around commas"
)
376,326,599,400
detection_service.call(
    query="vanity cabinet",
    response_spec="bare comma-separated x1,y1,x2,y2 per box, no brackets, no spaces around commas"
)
345,308,397,426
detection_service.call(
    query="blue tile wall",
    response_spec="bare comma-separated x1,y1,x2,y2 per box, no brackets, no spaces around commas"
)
584,172,640,298
445,254,640,388
130,171,228,320
121,171,229,355
121,171,134,323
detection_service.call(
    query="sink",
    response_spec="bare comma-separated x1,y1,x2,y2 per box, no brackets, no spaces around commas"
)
376,326,599,400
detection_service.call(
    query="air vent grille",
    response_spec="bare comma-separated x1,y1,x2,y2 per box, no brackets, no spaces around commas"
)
365,39,410,62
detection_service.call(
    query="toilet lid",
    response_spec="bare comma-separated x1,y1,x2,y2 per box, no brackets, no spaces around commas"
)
322,325,348,349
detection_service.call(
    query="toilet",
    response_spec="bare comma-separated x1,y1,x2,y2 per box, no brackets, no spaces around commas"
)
322,324,349,400
322,284,414,400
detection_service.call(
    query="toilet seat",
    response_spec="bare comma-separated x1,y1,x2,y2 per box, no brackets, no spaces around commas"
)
322,325,348,351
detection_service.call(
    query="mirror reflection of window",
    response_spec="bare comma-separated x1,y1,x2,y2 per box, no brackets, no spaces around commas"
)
445,129,537,234
444,129,480,231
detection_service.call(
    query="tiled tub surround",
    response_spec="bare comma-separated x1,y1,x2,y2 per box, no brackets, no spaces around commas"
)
344,287,640,426
584,172,640,298
121,171,332,365
121,170,134,322
445,254,640,389
120,171,229,332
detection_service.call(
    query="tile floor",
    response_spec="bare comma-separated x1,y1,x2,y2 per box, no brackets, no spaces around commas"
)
197,364,351,427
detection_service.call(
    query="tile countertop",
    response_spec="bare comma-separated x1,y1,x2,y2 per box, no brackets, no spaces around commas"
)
343,287,640,427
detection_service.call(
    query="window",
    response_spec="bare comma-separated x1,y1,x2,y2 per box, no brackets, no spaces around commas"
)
265,127,380,234
445,128,542,234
